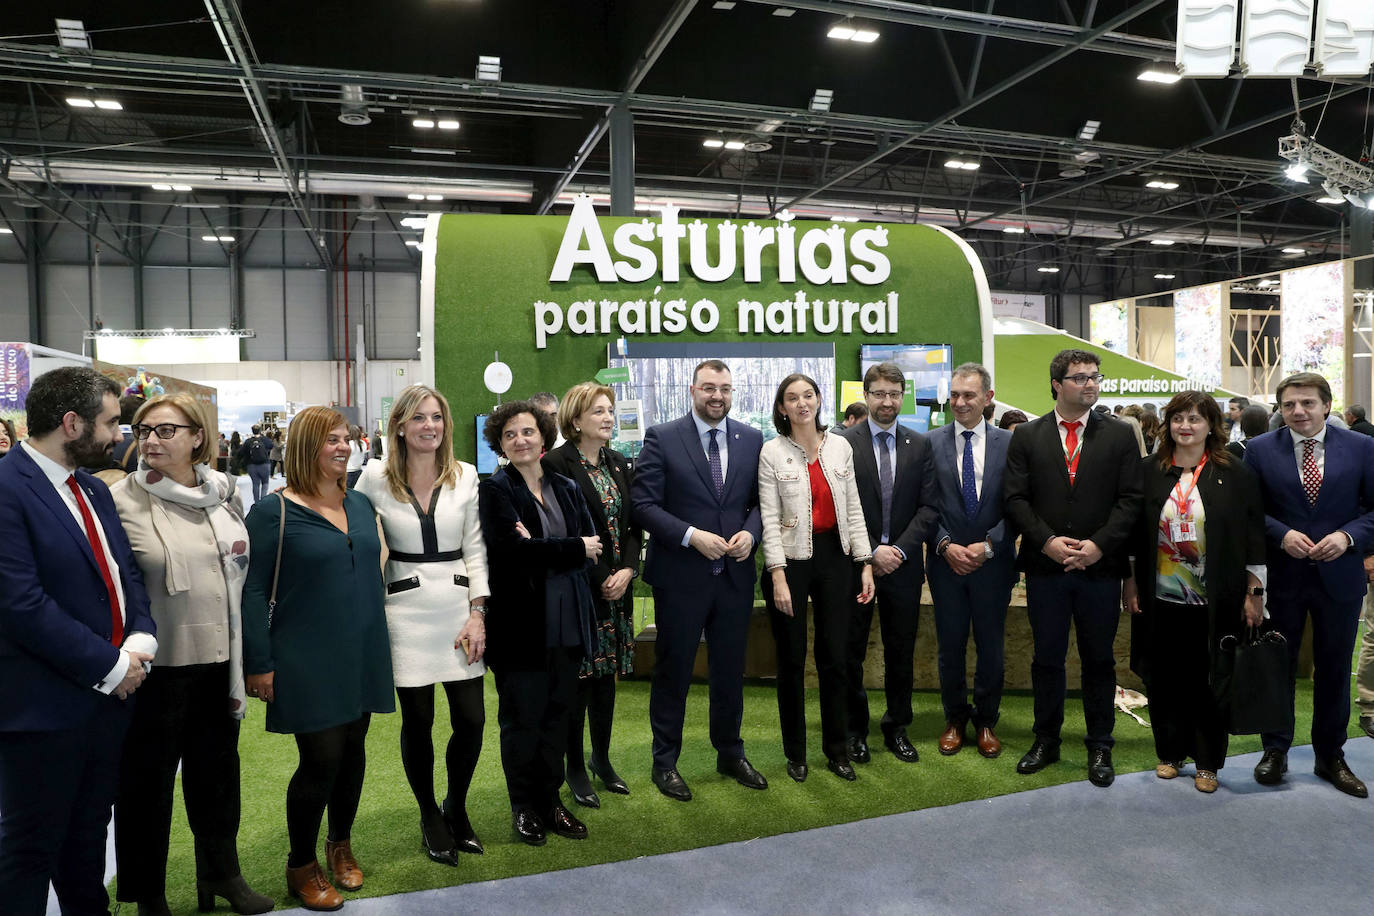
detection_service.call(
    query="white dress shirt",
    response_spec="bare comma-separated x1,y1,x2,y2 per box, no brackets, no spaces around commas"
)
20,441,157,693
1288,423,1327,479
953,419,988,500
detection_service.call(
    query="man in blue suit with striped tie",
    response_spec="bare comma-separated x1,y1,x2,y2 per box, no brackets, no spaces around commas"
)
927,364,1018,758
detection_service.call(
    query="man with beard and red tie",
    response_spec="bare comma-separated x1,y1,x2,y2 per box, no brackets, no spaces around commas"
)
0,367,157,916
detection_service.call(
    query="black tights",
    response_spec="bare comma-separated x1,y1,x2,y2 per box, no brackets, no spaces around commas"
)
286,715,370,868
396,679,485,836
566,675,617,776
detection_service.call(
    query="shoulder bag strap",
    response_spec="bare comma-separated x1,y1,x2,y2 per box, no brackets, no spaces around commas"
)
268,492,286,628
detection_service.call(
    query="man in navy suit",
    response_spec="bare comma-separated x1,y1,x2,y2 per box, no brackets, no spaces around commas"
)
927,364,1018,758
1244,371,1374,797
631,359,767,801
0,366,158,916
840,362,937,764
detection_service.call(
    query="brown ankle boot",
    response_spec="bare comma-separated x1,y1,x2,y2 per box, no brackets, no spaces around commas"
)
325,838,364,891
285,860,343,912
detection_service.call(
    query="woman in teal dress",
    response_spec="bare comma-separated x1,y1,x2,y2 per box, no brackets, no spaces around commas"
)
243,406,394,912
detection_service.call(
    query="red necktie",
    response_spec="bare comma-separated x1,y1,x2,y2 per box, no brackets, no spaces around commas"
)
1062,420,1082,484
1301,439,1321,505
65,475,123,646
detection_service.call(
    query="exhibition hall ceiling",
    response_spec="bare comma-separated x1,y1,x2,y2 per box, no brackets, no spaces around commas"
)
1,0,1371,295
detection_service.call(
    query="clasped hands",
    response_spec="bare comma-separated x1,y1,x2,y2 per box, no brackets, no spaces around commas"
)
689,529,753,562
1043,535,1102,571
1282,528,1350,563
942,542,987,577
113,650,154,700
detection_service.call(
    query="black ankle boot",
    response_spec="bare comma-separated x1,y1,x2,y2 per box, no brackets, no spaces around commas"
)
196,874,274,914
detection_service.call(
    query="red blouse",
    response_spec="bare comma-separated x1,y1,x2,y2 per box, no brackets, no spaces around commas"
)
809,458,837,532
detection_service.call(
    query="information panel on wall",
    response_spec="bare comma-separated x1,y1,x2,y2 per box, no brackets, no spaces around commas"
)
1173,284,1223,391
1282,260,1348,405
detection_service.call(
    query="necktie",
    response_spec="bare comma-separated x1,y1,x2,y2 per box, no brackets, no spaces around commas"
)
1062,420,1082,484
708,429,724,575
877,431,894,543
1301,439,1321,505
961,429,978,518
65,475,123,646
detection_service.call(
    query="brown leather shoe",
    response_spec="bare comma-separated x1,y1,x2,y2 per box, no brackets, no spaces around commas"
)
285,861,343,912
325,838,363,891
976,726,1002,758
938,722,965,756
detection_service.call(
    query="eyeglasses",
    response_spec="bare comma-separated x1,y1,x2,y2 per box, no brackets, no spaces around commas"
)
866,389,905,401
694,385,733,396
1061,373,1104,385
134,423,196,440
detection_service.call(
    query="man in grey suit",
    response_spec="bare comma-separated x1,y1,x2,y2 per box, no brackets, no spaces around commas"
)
841,362,938,764
926,363,1018,758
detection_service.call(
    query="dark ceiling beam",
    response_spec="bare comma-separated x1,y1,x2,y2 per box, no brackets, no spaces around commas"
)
770,0,1171,215
535,0,698,214
963,80,1372,230
0,161,135,261
743,0,1174,60
203,0,329,264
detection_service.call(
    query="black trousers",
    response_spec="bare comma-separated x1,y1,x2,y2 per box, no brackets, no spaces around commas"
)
494,648,580,812
845,570,921,739
1263,580,1364,761
649,574,753,769
764,530,854,762
1025,572,1121,750
1147,600,1228,771
0,697,131,916
114,663,243,903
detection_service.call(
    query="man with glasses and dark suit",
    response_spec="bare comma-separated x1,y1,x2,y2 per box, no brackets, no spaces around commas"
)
632,359,767,801
841,361,938,765
1003,349,1142,787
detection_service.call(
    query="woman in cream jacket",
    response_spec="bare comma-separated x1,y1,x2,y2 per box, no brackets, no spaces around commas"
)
759,373,875,783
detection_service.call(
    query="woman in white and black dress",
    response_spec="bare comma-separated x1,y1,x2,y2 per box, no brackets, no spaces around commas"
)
355,385,489,865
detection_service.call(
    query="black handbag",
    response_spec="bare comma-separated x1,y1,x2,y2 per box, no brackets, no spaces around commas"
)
1215,626,1294,736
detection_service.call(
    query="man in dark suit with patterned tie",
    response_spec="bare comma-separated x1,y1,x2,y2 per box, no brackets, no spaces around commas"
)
631,359,767,801
1003,349,1142,788
927,364,1018,758
841,362,938,764
0,367,158,916
1244,371,1374,797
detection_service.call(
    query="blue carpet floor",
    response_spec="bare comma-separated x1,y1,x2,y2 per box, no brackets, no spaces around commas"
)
322,740,1374,916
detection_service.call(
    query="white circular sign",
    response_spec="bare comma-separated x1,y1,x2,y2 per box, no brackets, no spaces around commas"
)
483,361,513,395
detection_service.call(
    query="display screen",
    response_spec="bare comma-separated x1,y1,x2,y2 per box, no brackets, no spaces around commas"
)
474,414,499,475
1282,261,1346,405
1173,285,1222,390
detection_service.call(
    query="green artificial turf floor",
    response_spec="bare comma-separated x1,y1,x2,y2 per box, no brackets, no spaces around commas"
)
123,665,1365,911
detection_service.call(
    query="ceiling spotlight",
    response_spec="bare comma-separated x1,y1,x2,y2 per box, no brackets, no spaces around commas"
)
1150,239,1176,246
1317,196,1344,204
200,235,219,242
1284,163,1309,183
757,118,784,133
65,97,96,108
1077,120,1101,141
1137,68,1181,84
1343,190,1368,208
56,18,90,50
828,24,856,40
93,99,122,111
1038,266,1060,273
436,119,460,130
944,158,980,170
703,138,725,148
1154,273,1176,279
723,140,746,150
772,7,796,16
217,235,235,243
1003,226,1025,234
407,193,426,201
852,29,879,42
413,118,435,129
151,183,173,191
1282,247,1306,254
171,184,192,192
476,55,502,82
1146,179,1180,190
712,1,736,8
0,228,13,235
425,194,443,201
809,89,834,113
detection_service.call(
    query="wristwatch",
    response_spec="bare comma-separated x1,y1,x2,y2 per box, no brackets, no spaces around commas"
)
1245,586,1264,596
936,536,951,556
983,540,995,559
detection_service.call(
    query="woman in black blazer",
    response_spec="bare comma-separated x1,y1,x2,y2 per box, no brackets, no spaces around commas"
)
1123,391,1265,794
477,401,602,847
542,382,642,809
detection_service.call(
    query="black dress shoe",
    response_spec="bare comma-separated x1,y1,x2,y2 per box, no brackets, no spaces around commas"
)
1087,747,1115,788
1314,757,1369,798
566,767,601,809
652,766,693,801
1016,740,1060,775
512,808,546,846
547,802,589,839
717,756,768,789
1360,716,1374,740
847,736,871,763
588,755,630,794
884,731,919,763
420,817,460,867
826,757,857,781
1253,749,1288,786
786,760,808,782
441,798,484,855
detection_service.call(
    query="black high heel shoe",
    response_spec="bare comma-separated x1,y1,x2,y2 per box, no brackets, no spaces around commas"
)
195,875,274,914
421,816,460,867
442,798,485,856
566,766,601,808
588,755,629,794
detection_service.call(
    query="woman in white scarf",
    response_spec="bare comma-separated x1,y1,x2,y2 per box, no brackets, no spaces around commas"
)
109,393,271,916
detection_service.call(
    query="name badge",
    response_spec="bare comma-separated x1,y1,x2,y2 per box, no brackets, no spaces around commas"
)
1170,518,1197,543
